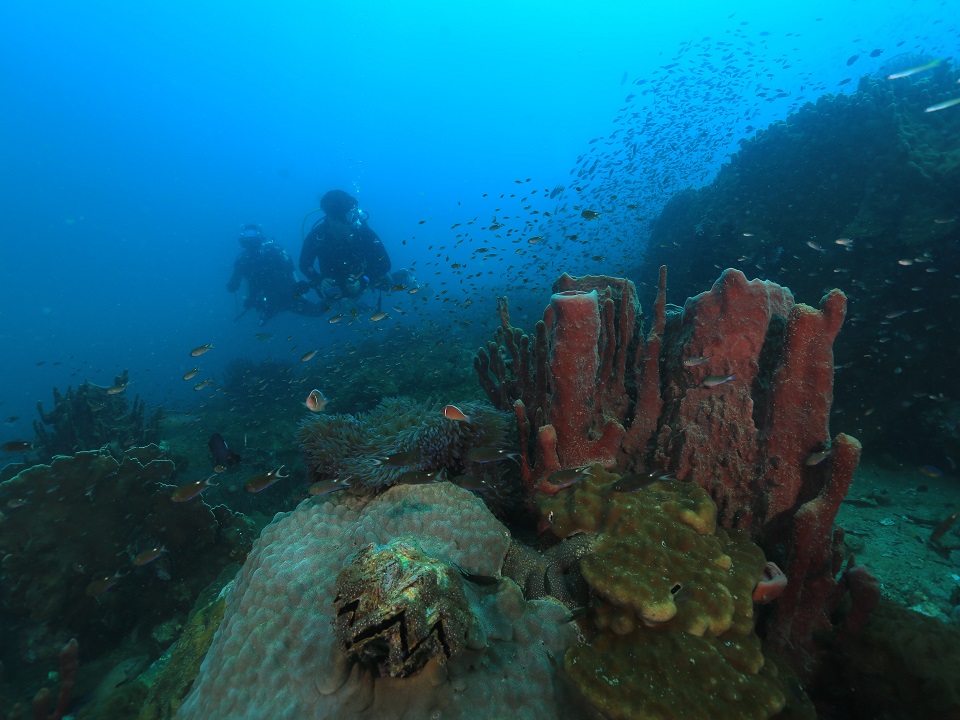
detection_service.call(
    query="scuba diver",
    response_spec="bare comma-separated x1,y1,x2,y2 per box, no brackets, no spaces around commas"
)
299,190,415,303
227,224,326,325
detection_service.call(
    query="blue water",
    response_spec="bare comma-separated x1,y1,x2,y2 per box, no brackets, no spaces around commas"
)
1,0,956,435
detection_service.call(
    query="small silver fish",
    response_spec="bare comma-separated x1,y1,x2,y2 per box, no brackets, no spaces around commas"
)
683,356,710,368
805,448,833,466
702,374,735,388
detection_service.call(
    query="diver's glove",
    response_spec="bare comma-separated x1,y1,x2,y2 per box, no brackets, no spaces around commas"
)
343,275,364,297
293,280,311,297
320,278,341,300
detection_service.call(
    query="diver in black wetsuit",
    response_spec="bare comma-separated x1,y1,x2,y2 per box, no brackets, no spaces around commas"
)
299,190,413,301
227,224,325,325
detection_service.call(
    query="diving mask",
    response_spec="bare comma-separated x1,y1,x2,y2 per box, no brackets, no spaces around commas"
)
345,207,369,229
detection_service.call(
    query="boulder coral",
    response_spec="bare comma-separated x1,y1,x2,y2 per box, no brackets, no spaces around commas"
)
177,483,580,720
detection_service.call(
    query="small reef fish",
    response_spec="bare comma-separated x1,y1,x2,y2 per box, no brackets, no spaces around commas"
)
328,314,344,324
182,368,200,381
919,465,943,478
133,545,167,567
442,404,471,422
7,497,29,509
543,467,592,491
171,475,217,502
1,441,32,453
86,571,124,597
397,469,444,485
308,479,352,496
682,356,710,368
209,433,241,467
244,466,289,493
193,379,214,391
465,447,520,464
371,450,420,467
369,311,388,322
304,389,327,413
580,209,601,220
4,416,19,424
886,58,941,79
924,97,960,113
300,350,317,362
929,513,958,544
611,470,675,493
106,383,128,395
452,474,490,492
805,448,833,466
702,374,735,388
255,333,273,341
190,343,214,357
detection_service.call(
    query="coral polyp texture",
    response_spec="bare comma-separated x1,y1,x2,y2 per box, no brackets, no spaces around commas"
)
538,466,798,719
177,483,579,720
297,396,512,490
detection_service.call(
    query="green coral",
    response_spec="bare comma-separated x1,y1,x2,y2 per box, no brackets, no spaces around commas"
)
537,467,796,719
137,595,227,720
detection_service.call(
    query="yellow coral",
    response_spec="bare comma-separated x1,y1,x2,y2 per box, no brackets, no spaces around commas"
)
537,467,794,719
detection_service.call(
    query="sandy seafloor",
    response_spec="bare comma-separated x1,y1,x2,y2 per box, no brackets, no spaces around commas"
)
836,461,960,623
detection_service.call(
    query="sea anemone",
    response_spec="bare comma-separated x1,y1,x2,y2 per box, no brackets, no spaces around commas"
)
297,397,512,491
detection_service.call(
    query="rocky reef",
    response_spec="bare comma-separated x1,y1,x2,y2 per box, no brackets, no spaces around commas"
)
639,63,960,466
54,268,960,718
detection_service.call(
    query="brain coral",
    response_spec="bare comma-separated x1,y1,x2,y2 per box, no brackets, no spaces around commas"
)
297,397,512,490
177,482,580,720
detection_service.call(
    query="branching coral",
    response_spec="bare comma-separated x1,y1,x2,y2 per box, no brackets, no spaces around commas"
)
32,371,162,461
